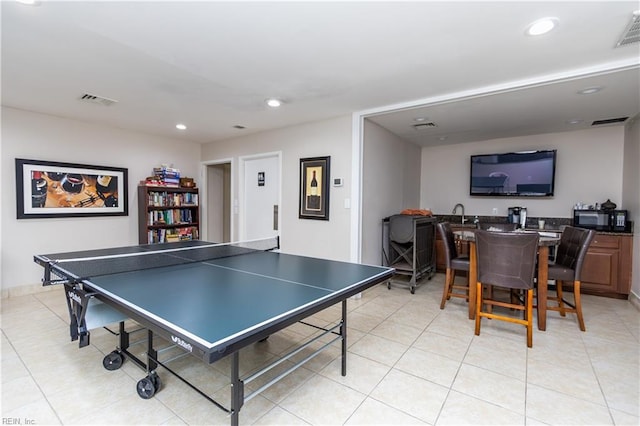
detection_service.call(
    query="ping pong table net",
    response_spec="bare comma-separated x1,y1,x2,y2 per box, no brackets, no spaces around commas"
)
42,237,280,284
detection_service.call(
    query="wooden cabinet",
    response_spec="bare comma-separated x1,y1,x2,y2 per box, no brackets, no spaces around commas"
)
580,233,633,298
138,185,199,244
435,224,470,272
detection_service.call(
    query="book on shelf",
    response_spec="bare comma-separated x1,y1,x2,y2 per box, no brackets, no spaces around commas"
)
153,166,180,175
149,209,193,225
146,226,198,243
147,192,198,207
141,179,180,187
179,227,196,240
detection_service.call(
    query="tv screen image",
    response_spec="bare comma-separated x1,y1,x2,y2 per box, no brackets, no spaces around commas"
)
470,150,557,197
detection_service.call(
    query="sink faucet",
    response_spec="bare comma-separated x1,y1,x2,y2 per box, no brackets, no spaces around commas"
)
452,203,467,224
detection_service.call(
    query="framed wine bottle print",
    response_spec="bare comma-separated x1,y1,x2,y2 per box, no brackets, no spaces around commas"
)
299,156,330,220
15,158,128,219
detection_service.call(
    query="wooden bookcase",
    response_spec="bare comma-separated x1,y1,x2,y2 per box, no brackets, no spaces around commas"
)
138,185,200,244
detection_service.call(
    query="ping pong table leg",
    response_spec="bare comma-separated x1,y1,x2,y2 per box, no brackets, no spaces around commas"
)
341,300,347,376
146,330,159,372
136,330,162,399
63,283,96,348
230,351,243,426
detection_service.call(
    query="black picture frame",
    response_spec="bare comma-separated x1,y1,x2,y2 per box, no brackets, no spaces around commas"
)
15,158,129,219
299,156,330,220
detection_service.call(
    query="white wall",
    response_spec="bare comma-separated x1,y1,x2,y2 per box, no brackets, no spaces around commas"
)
623,114,640,300
3,108,634,297
1,107,201,294
420,126,625,218
200,115,353,261
360,120,422,265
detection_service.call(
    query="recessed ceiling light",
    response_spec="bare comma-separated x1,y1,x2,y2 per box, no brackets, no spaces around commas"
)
577,86,603,95
175,123,187,130
266,98,282,108
566,119,584,125
525,17,558,36
438,136,448,141
414,117,427,122
16,0,41,5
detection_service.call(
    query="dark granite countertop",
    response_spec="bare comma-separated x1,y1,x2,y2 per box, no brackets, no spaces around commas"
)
433,214,633,235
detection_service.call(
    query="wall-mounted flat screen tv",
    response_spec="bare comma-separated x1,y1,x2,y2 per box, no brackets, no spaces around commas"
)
470,150,557,197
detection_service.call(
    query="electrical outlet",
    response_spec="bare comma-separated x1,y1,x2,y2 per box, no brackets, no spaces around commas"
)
492,207,498,215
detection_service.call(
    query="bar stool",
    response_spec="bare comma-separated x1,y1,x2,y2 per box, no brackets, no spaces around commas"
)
474,230,539,347
436,222,470,309
476,222,519,306
546,226,596,331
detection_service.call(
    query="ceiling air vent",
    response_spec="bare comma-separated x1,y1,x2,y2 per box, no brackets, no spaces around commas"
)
413,122,437,131
616,11,640,47
592,117,629,126
79,93,118,106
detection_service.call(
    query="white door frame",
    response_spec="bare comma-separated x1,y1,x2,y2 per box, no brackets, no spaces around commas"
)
238,151,282,241
200,158,234,242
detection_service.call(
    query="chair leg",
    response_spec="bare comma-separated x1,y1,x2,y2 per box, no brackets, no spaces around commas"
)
440,269,452,309
574,280,586,332
474,282,482,336
465,275,469,302
449,271,457,300
556,280,566,316
510,289,518,311
526,288,533,348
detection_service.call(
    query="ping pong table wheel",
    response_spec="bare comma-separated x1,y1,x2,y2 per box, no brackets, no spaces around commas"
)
136,373,161,399
102,351,124,371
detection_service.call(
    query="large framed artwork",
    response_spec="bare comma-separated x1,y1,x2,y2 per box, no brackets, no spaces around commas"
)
15,158,128,219
299,156,330,220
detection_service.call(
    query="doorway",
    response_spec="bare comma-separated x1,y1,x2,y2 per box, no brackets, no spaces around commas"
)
205,161,231,243
240,152,281,241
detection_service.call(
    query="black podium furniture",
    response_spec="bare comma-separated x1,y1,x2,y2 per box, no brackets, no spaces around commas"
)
382,215,437,294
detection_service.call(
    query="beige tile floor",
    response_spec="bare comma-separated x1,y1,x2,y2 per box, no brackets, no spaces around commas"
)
1,274,639,425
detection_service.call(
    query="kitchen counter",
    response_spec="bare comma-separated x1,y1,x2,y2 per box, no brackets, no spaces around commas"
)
433,214,634,299
434,214,633,235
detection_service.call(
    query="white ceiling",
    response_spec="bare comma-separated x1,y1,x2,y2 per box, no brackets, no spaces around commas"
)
2,1,639,147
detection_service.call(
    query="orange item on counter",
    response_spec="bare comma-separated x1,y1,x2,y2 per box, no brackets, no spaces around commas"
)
400,209,432,216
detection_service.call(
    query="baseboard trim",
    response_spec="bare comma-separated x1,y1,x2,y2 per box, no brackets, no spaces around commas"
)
1,283,58,299
629,290,640,311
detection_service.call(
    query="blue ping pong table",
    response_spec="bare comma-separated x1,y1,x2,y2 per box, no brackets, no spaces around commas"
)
35,238,394,425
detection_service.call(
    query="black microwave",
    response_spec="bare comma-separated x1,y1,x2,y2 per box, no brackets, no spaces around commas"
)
573,209,628,232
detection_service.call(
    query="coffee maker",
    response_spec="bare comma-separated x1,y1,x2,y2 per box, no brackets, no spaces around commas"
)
508,207,527,229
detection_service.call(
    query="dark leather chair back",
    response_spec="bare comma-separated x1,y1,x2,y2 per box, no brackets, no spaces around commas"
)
552,226,596,281
437,222,459,268
477,223,518,231
475,230,539,290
